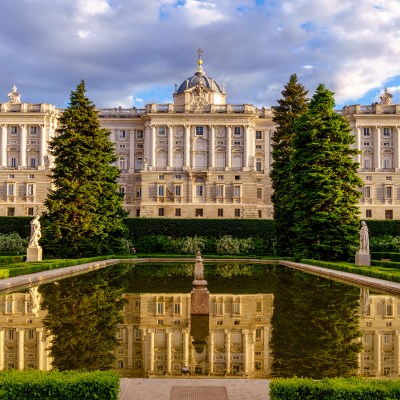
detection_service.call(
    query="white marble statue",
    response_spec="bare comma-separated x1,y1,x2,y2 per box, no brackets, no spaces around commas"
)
360,220,369,253
28,215,41,247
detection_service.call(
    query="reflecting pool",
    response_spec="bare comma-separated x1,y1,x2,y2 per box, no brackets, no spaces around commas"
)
0,262,398,379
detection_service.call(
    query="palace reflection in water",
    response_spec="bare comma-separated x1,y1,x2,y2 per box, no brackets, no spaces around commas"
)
1,266,400,378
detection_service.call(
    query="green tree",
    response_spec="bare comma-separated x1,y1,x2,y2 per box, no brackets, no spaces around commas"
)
271,75,309,256
291,84,362,261
42,81,127,258
40,268,126,371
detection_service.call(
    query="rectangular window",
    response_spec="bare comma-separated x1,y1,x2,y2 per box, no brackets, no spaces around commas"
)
196,185,203,197
218,175,224,180
8,174,14,179
27,329,35,340
136,187,142,198
30,126,37,135
157,302,164,315
175,185,181,196
385,210,393,220
119,130,126,139
257,188,262,199
256,144,263,149
383,127,391,137
233,185,241,197
256,131,263,140
217,208,223,217
175,175,181,179
6,329,14,340
158,175,164,180
10,126,17,135
386,176,393,181
157,185,165,197
195,126,203,136
255,328,262,340
27,207,34,216
233,140,242,145
119,158,126,170
30,158,36,168
7,183,15,196
256,159,262,172
158,208,165,217
135,158,143,170
6,301,13,313
258,210,262,218
119,186,125,195
215,303,223,315
363,159,370,169
174,303,181,314
386,304,394,316
256,301,262,312
233,302,241,315
158,126,166,136
7,208,15,216
195,208,203,217
234,208,240,217
385,186,393,199
363,127,370,136
10,157,17,168
364,186,371,199
136,130,143,139
235,175,240,180
175,208,181,217
365,176,372,181
216,184,224,197
366,209,372,218
234,126,241,136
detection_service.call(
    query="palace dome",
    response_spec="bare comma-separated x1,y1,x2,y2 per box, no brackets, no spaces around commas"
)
176,59,224,95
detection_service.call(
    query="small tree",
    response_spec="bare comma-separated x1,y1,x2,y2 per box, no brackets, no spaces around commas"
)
42,81,127,258
271,74,309,256
290,84,362,261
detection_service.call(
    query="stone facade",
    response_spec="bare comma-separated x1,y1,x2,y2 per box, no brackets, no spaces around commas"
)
1,60,400,219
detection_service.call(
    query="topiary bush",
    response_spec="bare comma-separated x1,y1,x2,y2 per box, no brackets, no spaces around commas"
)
0,233,28,255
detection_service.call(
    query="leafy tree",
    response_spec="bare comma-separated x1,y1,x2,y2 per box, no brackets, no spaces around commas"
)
40,268,126,371
290,84,362,260
42,81,127,258
270,268,362,378
271,75,309,256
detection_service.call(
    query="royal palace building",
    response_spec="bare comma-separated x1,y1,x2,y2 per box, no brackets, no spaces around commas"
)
1,56,400,219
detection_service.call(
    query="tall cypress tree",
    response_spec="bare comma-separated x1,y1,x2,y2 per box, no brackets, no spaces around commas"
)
42,81,127,258
291,84,362,261
271,75,308,255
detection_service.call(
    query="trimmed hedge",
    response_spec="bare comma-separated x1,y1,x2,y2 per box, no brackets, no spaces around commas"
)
0,217,31,236
270,377,400,400
371,252,400,262
0,370,119,400
301,259,400,283
0,255,24,267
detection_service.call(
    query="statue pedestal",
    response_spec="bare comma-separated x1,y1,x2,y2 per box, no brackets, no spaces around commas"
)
355,251,370,266
191,280,209,315
26,246,42,262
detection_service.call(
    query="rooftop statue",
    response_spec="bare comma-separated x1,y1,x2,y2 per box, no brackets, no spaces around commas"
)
8,85,21,104
380,88,393,105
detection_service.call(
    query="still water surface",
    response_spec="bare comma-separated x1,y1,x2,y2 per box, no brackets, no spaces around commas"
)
0,262,398,379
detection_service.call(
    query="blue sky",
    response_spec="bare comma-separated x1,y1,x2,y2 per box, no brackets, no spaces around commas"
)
1,0,400,109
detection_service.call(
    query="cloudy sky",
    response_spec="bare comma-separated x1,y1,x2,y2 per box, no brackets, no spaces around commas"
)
1,0,400,109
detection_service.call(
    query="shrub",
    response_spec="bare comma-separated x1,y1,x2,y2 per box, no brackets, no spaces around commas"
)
370,235,400,252
180,236,205,254
0,233,28,255
216,235,254,255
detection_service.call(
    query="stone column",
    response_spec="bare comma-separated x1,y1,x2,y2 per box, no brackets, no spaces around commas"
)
0,125,7,167
0,329,4,370
17,328,24,370
264,326,270,374
148,329,155,374
36,328,44,370
209,329,214,374
394,331,400,374
150,126,156,169
395,127,400,171
242,329,249,375
225,330,231,374
374,332,381,376
142,330,147,371
248,330,255,376
264,130,271,171
184,125,191,168
183,329,189,368
209,125,215,168
243,125,250,168
226,126,232,169
167,125,173,168
166,329,172,374
20,124,27,167
374,126,381,171
129,131,135,171
38,124,47,168
356,126,361,166
46,333,52,370
127,326,133,369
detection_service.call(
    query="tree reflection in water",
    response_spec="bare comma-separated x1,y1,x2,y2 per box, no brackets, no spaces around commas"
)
40,267,127,371
270,267,362,378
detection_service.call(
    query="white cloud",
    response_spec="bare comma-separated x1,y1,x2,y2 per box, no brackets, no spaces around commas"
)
135,97,144,103
78,30,91,39
77,0,110,17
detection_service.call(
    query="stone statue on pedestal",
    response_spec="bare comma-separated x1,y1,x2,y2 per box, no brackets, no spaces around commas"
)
355,220,371,266
26,215,43,262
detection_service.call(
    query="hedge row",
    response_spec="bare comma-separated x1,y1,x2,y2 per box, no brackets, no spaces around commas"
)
0,370,119,400
0,255,24,267
270,377,400,400
301,259,400,283
371,252,400,262
0,256,114,279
